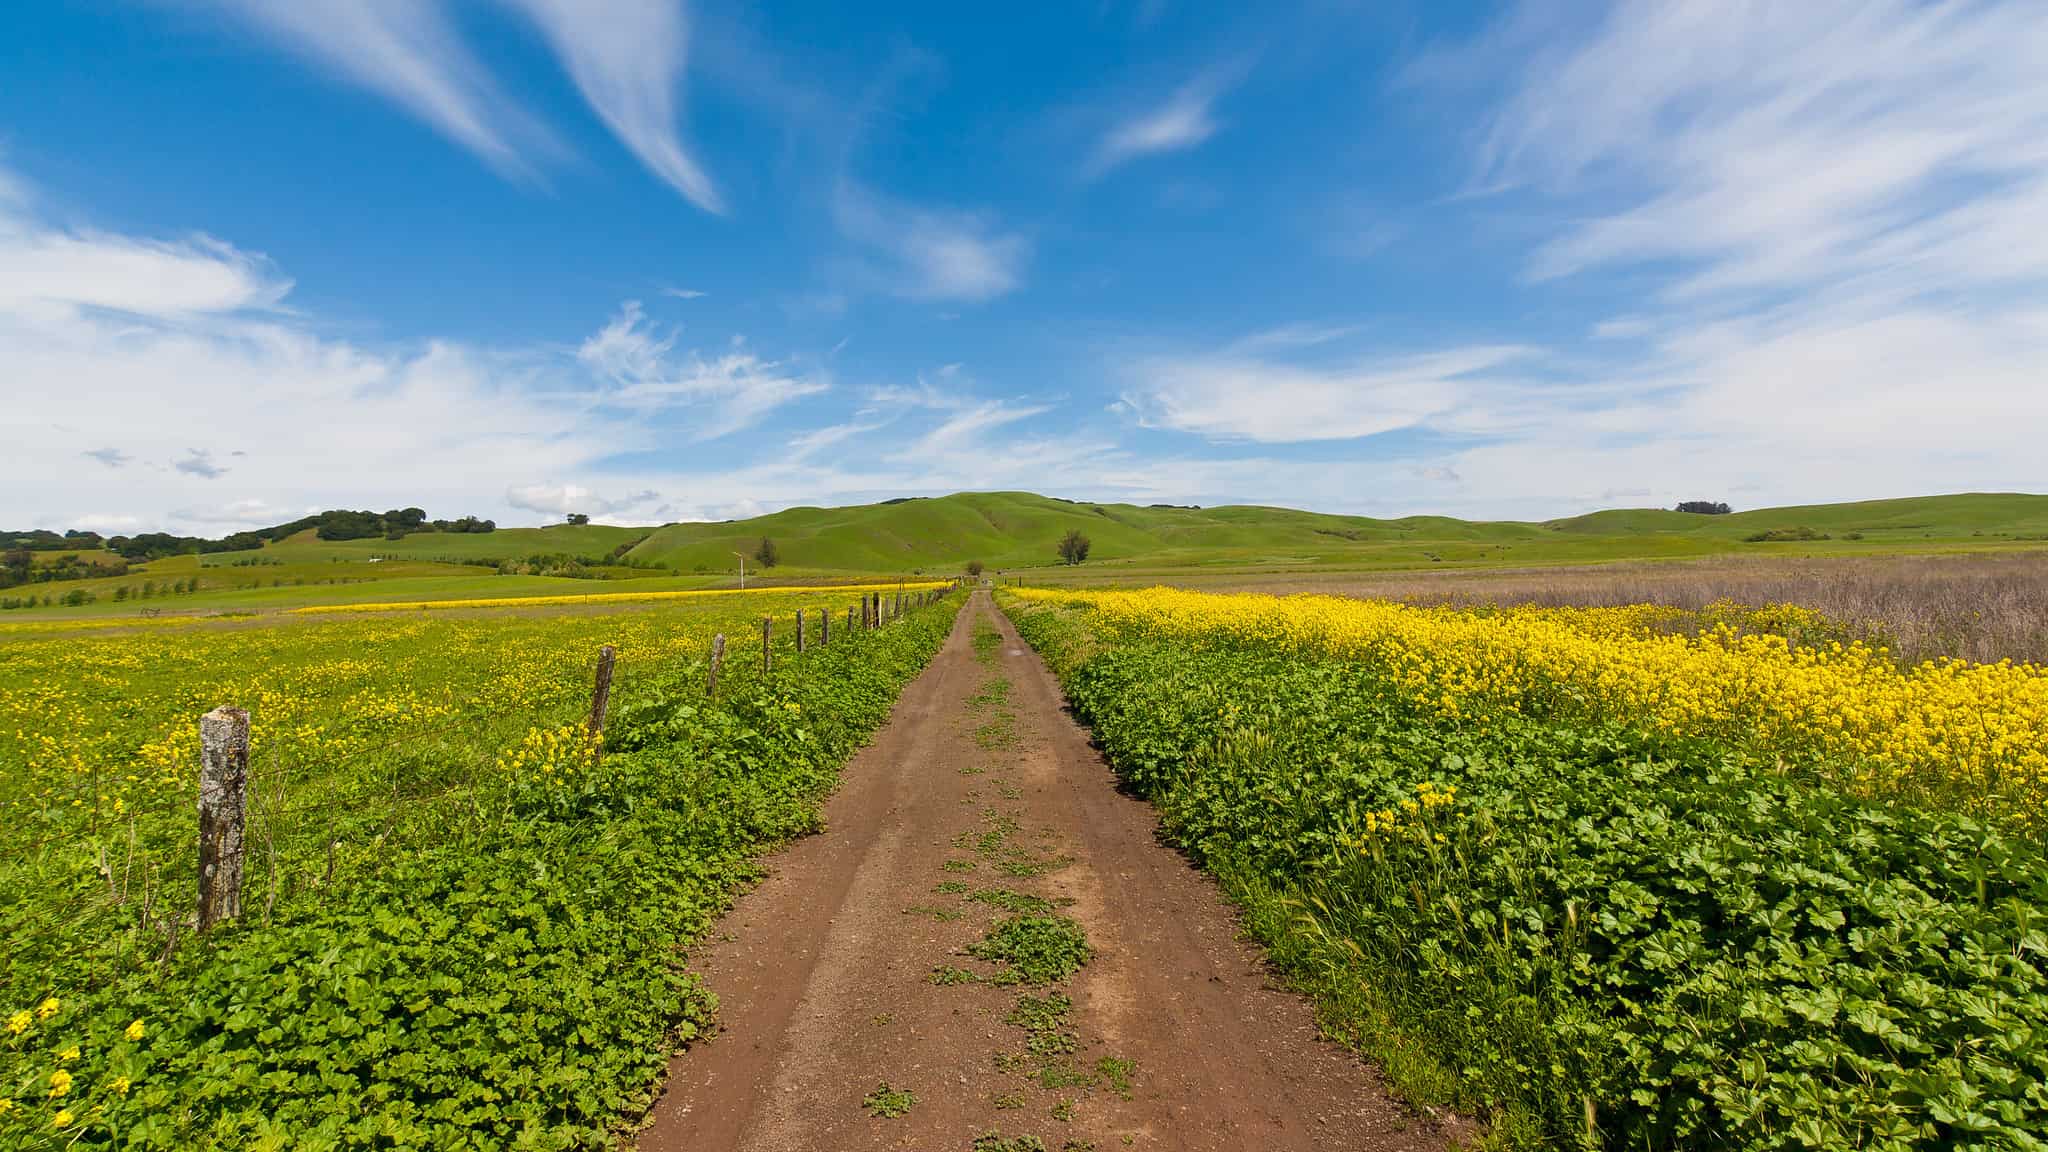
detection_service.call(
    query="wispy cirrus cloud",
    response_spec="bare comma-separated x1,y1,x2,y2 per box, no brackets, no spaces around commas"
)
1090,74,1232,175
1121,333,1535,444
1474,0,2048,297
195,0,721,209
202,0,546,176
576,300,826,438
498,0,723,212
833,184,1029,301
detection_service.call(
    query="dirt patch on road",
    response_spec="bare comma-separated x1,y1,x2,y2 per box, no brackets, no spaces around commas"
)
637,592,1451,1151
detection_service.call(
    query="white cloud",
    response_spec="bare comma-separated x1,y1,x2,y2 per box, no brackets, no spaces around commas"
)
504,483,663,519
72,513,144,533
0,217,289,318
498,0,723,212
661,286,708,299
834,185,1028,301
81,448,131,468
1477,0,2048,296
203,0,543,175
1093,78,1227,174
575,301,827,438
1123,342,1534,443
200,0,720,209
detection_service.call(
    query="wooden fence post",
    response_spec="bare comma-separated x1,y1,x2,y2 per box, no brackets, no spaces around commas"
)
762,616,773,673
796,608,806,654
821,604,830,646
197,705,249,933
708,633,725,699
588,645,616,740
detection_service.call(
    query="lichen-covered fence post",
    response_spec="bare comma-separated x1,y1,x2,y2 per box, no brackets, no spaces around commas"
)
821,604,831,646
708,632,726,699
587,644,616,762
197,705,250,933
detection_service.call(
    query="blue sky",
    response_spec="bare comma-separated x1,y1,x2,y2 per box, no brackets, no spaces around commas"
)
4,0,2045,532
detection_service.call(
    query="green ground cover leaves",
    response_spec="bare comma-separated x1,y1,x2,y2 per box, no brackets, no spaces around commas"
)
1007,597,2048,1152
1,598,960,1149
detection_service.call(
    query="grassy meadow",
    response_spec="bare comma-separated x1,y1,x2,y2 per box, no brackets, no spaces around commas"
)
1,584,957,1146
8,491,2048,627
1004,586,2048,1150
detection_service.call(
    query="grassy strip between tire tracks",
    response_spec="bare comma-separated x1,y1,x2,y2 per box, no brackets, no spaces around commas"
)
1,594,962,1149
1002,592,2048,1152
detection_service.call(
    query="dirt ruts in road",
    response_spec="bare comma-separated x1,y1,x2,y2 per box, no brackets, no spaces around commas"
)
637,591,1447,1152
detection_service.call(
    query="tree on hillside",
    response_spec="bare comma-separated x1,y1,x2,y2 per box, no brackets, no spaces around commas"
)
1676,501,1733,515
1057,529,1091,566
566,513,590,526
754,536,780,568
966,559,985,578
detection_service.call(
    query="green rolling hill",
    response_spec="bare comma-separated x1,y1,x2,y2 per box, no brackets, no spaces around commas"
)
621,490,2048,574
10,491,2046,621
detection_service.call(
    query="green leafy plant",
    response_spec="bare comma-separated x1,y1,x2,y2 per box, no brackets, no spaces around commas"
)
862,1082,916,1119
969,916,1091,986
1005,593,2048,1151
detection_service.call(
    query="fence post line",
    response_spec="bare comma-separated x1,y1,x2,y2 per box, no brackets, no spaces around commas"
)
708,633,726,699
197,705,250,933
588,645,617,738
762,616,773,673
796,608,806,654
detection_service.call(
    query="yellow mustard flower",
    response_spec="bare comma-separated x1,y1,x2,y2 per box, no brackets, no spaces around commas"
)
58,1045,79,1062
124,1020,145,1042
48,1069,72,1098
52,1109,74,1127
109,1076,131,1095
6,1010,29,1034
36,998,59,1020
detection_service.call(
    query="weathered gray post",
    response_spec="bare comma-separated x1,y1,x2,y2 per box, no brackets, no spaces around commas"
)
588,645,616,738
821,605,830,646
796,608,806,654
708,633,726,699
197,705,249,933
762,616,773,673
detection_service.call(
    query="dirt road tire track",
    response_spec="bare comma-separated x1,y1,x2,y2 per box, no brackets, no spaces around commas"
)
637,591,1446,1151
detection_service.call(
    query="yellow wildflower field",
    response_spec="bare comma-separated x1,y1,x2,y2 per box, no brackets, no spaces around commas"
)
1014,586,2048,823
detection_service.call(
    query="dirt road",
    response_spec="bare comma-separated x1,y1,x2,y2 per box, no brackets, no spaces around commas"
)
637,591,1446,1152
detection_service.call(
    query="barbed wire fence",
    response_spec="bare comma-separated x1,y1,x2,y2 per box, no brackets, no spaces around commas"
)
2,582,959,998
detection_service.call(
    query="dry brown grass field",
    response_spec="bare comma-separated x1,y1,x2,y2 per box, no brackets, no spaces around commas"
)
1078,551,2048,666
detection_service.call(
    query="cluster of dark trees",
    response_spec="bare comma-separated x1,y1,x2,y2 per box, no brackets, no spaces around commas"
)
1,549,127,589
1676,501,1734,515
1,528,107,551
6,508,500,566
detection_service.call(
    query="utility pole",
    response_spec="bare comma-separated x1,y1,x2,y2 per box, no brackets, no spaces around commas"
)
732,550,747,590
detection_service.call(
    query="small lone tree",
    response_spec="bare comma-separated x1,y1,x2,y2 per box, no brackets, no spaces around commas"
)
566,512,590,526
1056,529,1091,566
754,536,780,568
1675,501,1733,515
965,560,985,578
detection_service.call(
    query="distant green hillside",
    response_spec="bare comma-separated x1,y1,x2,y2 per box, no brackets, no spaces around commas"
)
623,491,2048,574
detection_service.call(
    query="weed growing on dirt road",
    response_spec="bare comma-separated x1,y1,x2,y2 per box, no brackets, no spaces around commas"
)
970,887,1056,914
970,915,1091,985
930,965,979,986
862,1082,916,1118
974,621,1006,664
1094,1057,1135,1100
973,1131,1047,1152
